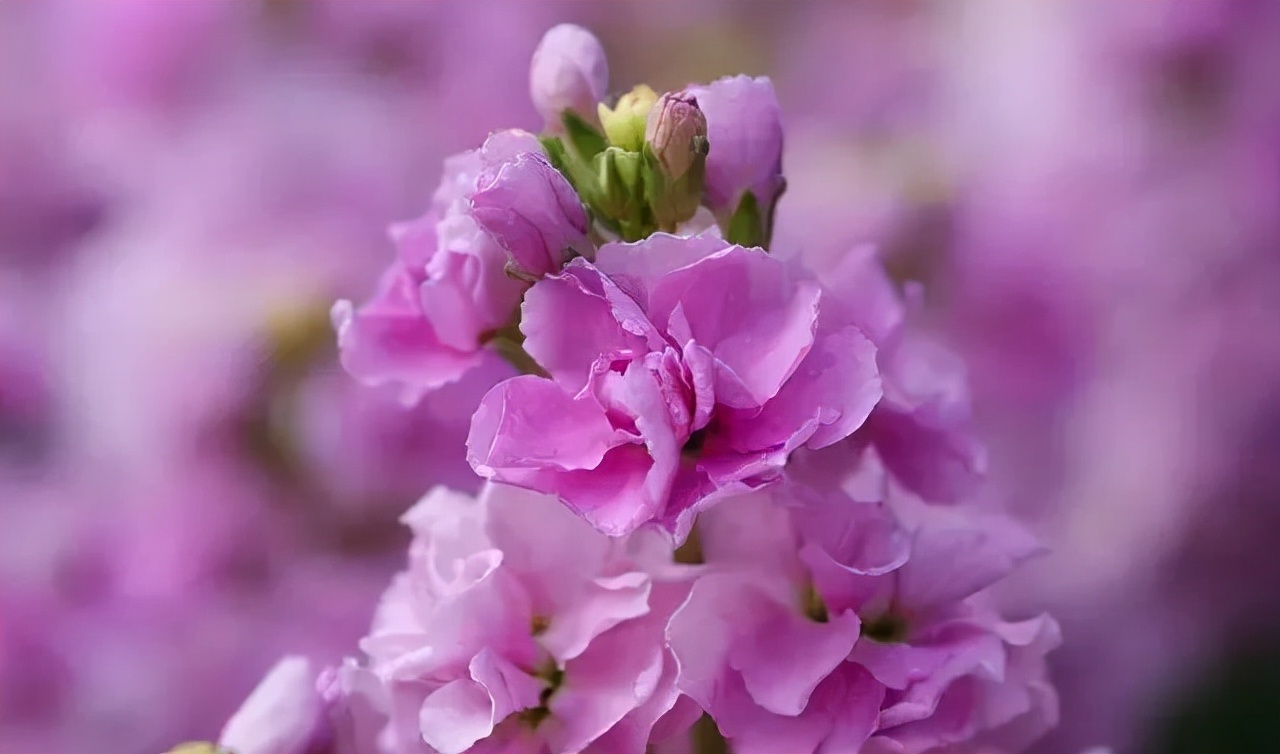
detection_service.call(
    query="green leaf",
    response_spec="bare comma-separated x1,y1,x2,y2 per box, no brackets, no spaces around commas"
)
539,135,570,174
561,110,607,161
541,134,599,208
725,191,764,249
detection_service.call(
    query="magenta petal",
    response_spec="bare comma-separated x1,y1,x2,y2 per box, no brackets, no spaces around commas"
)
551,618,666,753
722,325,881,454
552,443,665,536
807,664,886,754
529,24,609,127
422,215,525,352
418,654,542,754
872,330,987,503
521,272,647,389
591,232,732,305
816,244,904,346
468,375,621,474
218,657,320,754
418,679,497,754
479,129,547,170
332,263,477,400
715,677,826,754
539,572,653,662
897,511,1044,614
876,627,1005,730
688,75,784,214
666,574,759,705
729,603,862,716
419,247,492,352
387,212,440,271
849,640,951,691
483,484,612,612
470,152,588,279
470,649,544,722
649,247,820,408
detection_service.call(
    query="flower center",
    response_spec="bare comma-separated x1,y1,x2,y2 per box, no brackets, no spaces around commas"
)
861,613,909,644
682,426,710,459
803,583,830,623
519,661,565,729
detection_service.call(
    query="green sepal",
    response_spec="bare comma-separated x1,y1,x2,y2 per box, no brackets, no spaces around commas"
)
725,191,764,249
597,147,651,241
642,144,704,234
561,110,607,161
539,135,571,175
540,133,601,209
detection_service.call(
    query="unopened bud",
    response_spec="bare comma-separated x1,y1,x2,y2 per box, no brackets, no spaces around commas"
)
597,84,658,152
644,91,708,182
595,147,645,237
529,24,609,129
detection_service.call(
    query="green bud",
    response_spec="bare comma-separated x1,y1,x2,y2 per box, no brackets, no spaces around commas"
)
598,84,658,152
595,147,649,240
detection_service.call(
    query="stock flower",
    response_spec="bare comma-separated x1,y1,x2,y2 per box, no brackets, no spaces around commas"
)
667,485,1058,754
804,246,987,504
334,129,584,401
467,233,882,539
336,483,696,754
468,149,591,280
529,24,610,130
689,75,785,217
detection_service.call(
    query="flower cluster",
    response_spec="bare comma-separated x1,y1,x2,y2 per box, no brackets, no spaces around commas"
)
186,23,1060,754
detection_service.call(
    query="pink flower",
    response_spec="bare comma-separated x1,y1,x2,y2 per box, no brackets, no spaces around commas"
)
666,484,1059,754
468,150,591,280
334,129,584,401
688,75,785,216
809,246,987,504
336,483,696,754
466,233,882,539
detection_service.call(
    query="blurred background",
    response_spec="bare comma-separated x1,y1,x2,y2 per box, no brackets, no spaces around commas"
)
1,2,1278,753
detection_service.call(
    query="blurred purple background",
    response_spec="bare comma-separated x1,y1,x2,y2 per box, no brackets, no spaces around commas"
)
2,2,1278,753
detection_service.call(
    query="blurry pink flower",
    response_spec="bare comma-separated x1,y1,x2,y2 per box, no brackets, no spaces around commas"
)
805,246,987,504
338,483,695,754
334,129,586,401
45,0,243,116
668,487,1058,754
467,233,881,539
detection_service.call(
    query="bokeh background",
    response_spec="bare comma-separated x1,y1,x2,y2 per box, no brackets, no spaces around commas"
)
2,2,1278,753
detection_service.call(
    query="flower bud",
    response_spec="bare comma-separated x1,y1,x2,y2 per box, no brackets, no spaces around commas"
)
529,24,609,129
687,75,784,214
644,91,708,182
470,152,590,279
597,84,658,152
595,146,646,239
